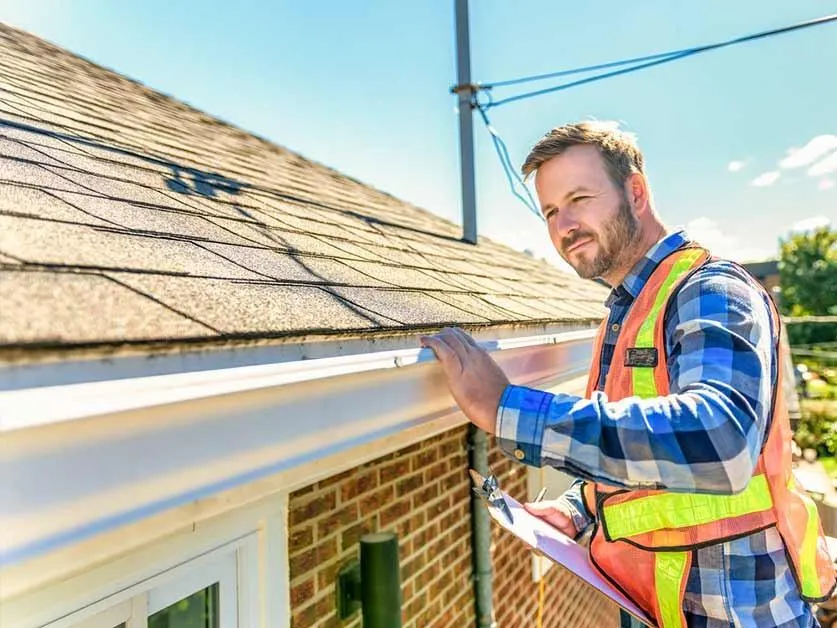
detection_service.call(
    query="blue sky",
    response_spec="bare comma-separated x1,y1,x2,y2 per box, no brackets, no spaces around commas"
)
4,0,836,271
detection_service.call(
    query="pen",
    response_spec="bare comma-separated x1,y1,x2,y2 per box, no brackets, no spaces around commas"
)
535,487,548,503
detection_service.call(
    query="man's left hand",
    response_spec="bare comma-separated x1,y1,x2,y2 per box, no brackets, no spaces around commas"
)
420,327,510,433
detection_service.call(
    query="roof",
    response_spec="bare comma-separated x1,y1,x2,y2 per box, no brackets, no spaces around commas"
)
741,259,779,279
0,24,608,363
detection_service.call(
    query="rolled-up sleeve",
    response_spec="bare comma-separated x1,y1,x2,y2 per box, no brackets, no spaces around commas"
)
495,263,775,495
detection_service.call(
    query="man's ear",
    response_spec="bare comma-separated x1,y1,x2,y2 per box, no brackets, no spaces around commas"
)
626,173,650,215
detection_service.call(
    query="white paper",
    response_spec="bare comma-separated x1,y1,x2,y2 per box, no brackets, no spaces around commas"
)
486,493,654,626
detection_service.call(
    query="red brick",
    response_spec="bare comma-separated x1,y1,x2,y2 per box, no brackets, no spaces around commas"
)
423,460,447,482
288,526,314,555
317,558,347,591
340,470,378,502
410,522,440,554
441,470,465,492
289,547,318,578
293,483,315,498
439,437,462,457
402,552,427,580
290,491,337,526
412,447,439,471
396,511,425,537
290,578,314,606
291,594,333,628
317,537,338,563
395,472,423,497
317,504,358,538
380,499,411,527
379,458,411,484
413,482,440,506
317,468,352,489
358,485,394,516
405,591,427,620
341,517,375,549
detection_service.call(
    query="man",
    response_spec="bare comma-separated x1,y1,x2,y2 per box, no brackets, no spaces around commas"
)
420,121,834,627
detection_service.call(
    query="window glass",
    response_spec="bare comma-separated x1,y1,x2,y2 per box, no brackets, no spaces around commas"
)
148,583,219,628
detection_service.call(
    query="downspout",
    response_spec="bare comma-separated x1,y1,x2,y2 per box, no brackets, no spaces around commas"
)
468,423,496,628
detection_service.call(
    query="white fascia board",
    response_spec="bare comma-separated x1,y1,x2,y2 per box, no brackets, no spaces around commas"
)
0,328,595,571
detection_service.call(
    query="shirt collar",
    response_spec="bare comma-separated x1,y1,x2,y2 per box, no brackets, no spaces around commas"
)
605,229,690,306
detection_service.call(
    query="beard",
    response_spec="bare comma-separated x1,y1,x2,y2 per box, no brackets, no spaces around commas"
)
562,196,639,280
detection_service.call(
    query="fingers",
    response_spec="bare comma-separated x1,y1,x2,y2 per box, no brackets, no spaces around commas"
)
450,327,480,350
420,334,459,367
523,500,577,537
421,327,477,361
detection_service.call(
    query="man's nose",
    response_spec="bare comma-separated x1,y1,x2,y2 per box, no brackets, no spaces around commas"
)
554,210,580,240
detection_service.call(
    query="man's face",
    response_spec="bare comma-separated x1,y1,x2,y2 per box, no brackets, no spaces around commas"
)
534,145,639,280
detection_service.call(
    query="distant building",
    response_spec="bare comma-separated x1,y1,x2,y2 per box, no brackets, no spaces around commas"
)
742,260,801,426
743,259,780,293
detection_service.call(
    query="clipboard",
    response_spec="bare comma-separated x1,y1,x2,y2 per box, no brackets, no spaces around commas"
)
472,471,654,626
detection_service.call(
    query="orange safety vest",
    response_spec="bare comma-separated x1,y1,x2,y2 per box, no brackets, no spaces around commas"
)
580,245,836,628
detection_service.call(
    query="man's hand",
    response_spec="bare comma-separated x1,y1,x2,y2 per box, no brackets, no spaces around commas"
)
420,327,510,433
523,500,579,538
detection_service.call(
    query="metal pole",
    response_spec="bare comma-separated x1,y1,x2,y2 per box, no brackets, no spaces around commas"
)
454,0,478,244
468,424,495,628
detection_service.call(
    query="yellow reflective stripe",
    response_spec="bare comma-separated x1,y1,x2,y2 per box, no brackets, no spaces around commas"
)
655,551,688,628
799,492,822,597
603,474,772,539
631,249,705,399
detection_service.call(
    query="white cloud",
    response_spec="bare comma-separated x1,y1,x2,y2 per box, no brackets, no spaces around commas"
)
750,171,781,187
684,217,773,262
808,150,837,177
779,135,837,169
727,160,746,172
819,179,835,191
791,216,831,233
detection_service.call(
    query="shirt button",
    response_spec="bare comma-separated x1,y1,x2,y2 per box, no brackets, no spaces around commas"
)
611,323,620,332
514,449,526,460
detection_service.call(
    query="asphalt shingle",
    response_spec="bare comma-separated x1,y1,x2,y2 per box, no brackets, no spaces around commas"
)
0,214,264,279
109,273,392,334
0,23,608,357
0,270,213,344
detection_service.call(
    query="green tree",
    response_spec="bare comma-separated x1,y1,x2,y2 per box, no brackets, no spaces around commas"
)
778,226,837,316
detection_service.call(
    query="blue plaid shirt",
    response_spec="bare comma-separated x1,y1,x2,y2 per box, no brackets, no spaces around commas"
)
496,231,817,627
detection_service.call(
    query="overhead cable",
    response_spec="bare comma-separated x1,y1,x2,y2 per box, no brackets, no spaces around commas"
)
485,13,837,108
474,103,543,221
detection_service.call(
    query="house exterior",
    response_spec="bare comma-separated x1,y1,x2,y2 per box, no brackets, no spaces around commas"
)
741,260,802,425
0,24,620,628
742,259,780,294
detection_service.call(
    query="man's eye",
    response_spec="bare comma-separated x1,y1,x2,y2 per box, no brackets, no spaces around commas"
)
573,196,590,203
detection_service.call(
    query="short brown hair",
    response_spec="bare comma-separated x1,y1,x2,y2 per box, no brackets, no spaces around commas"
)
521,121,645,190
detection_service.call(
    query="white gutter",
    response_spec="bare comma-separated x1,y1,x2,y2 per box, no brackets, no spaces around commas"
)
0,328,596,575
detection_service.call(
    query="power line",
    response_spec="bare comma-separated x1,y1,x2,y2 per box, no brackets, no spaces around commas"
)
464,12,837,224
474,103,543,221
484,49,689,89
485,13,837,108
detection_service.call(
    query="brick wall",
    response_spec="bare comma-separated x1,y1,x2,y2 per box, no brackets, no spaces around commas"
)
488,443,619,627
288,426,619,627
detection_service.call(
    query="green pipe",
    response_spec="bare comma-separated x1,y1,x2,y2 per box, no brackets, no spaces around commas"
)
360,532,402,628
468,424,496,628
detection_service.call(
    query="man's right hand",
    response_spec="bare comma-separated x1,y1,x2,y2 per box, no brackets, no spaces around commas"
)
523,499,579,538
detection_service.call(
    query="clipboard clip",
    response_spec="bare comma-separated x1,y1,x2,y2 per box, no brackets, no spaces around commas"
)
469,469,514,525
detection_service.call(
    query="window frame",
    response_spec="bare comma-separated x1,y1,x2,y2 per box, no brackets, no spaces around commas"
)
8,496,286,628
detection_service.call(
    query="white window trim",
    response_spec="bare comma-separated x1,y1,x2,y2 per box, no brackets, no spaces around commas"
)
71,599,137,628
146,543,240,626
5,496,288,628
